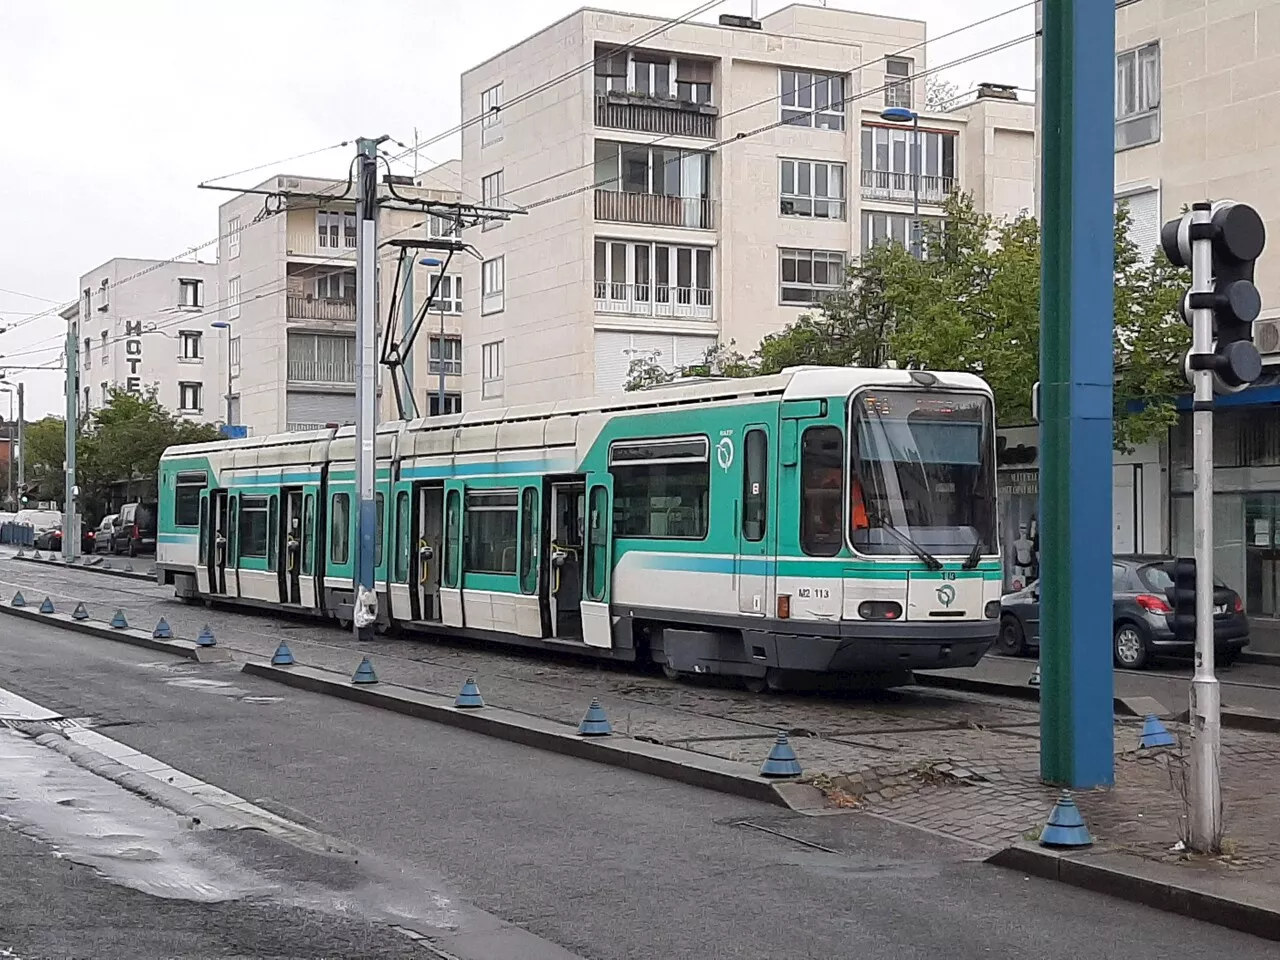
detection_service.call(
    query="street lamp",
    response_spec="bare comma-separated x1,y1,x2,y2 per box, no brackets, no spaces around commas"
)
420,258,445,417
880,106,922,260
210,320,233,429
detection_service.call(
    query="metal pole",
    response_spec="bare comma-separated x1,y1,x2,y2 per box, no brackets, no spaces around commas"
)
63,314,80,561
17,381,24,489
225,324,233,426
1037,0,1115,788
438,298,446,415
1187,200,1221,850
5,391,12,508
353,136,385,638
911,113,921,260
401,243,415,413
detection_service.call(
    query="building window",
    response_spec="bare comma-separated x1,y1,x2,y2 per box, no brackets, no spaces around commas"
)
179,382,202,413
481,256,505,314
100,381,108,405
1117,187,1160,255
239,496,270,558
315,268,355,301
860,125,956,203
593,240,712,317
481,340,504,400
779,159,846,219
884,57,913,109
318,210,357,249
179,330,203,360
178,278,203,308
330,493,350,564
428,213,461,239
287,332,356,384
1116,42,1160,150
780,248,845,305
481,170,504,230
609,437,710,540
83,386,90,411
676,58,713,104
427,274,462,314
594,52,628,94
429,335,462,375
98,278,110,312
800,426,844,557
229,336,241,373
82,288,92,320
83,338,91,367
481,82,503,146
100,331,108,364
779,69,845,130
227,216,241,259
428,392,463,416
464,490,518,574
861,211,943,256
594,141,710,199
227,276,241,320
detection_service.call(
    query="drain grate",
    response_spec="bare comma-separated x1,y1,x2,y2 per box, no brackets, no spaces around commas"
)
0,717,81,731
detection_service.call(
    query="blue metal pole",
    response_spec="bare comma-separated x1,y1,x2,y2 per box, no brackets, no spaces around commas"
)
1038,0,1115,787
354,136,384,639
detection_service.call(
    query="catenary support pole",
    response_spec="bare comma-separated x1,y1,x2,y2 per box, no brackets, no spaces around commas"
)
16,381,24,488
1186,201,1221,849
354,136,387,639
63,313,80,561
1037,0,1115,787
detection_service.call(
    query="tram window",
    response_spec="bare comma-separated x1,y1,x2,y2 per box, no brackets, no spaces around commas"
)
238,496,270,559
267,496,278,571
465,490,519,574
302,494,315,576
742,429,768,542
519,487,538,594
331,493,350,565
394,491,410,583
174,471,207,527
800,426,844,557
608,436,709,539
585,484,610,602
198,498,209,564
374,493,385,569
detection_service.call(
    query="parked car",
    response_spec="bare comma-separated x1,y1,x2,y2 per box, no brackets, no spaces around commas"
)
94,514,119,554
34,524,61,551
999,555,1249,669
113,501,157,556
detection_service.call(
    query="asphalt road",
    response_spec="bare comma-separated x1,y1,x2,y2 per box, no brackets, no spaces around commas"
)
0,616,1275,959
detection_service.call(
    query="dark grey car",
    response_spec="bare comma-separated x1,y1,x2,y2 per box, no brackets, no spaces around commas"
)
998,555,1250,669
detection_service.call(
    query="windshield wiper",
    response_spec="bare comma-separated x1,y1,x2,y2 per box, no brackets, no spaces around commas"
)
962,539,983,570
863,501,944,571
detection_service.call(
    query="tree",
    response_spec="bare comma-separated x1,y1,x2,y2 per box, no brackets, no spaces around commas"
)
925,75,962,111
633,193,1190,451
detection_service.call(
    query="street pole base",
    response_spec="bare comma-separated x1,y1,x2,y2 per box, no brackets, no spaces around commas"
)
1188,677,1223,853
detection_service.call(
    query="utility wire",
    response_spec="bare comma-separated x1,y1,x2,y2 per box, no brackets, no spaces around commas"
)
198,141,352,186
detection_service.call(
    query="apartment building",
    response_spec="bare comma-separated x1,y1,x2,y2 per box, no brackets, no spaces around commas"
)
74,258,221,423
457,4,1034,407
216,163,463,436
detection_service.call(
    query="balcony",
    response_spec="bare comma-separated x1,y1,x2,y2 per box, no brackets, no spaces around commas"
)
860,170,956,205
287,295,356,322
285,233,357,260
287,359,355,384
595,93,717,139
595,190,714,230
594,282,713,321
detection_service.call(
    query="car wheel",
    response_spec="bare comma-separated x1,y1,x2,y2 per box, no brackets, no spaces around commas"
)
1113,621,1150,670
1220,649,1241,667
997,614,1027,656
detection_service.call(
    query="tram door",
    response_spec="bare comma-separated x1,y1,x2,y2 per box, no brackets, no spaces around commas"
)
204,489,229,596
413,483,445,621
548,481,585,640
279,488,303,605
736,426,771,616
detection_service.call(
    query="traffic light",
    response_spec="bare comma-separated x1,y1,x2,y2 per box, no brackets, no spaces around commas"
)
17,484,28,505
1161,200,1267,393
1164,556,1197,642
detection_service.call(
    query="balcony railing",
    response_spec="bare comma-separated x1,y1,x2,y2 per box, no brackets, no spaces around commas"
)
287,359,355,384
428,359,462,376
593,282,713,321
287,295,356,322
594,190,715,230
595,94,717,139
285,234,358,259
860,170,956,204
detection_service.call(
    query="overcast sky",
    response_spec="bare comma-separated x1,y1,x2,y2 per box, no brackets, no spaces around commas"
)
0,0,1036,416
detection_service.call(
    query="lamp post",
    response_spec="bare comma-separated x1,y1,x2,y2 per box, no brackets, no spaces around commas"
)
210,320,233,430
421,258,445,416
880,106,921,260
0,383,14,508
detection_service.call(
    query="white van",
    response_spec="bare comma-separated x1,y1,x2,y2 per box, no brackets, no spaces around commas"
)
14,509,62,533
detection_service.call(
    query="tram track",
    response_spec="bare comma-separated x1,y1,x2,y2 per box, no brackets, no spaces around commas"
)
985,652,1280,693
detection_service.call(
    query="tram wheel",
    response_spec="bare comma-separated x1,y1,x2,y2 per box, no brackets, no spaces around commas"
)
742,675,769,694
661,664,683,681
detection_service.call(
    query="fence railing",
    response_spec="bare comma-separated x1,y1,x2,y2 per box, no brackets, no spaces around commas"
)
594,190,715,229
595,95,717,139
859,170,956,204
287,296,356,322
287,359,356,384
593,282,713,320
0,522,35,547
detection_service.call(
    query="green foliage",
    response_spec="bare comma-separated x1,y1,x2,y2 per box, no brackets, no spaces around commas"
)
630,193,1190,452
23,388,221,514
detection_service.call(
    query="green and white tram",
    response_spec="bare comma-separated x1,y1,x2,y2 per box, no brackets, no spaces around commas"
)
156,366,1002,686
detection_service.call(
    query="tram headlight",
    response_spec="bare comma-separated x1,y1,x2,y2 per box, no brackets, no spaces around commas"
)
857,600,902,621
984,600,1001,619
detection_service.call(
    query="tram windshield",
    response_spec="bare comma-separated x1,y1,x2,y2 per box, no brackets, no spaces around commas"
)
850,389,996,558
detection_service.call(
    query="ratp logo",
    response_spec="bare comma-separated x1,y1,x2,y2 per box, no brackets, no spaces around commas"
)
715,437,734,471
935,583,957,607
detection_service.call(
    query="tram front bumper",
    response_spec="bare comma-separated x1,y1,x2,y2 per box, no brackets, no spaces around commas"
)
771,619,998,673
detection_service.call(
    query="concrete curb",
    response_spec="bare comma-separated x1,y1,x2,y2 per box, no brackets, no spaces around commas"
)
1238,650,1280,668
988,843,1280,942
242,660,793,808
12,553,156,582
0,602,229,663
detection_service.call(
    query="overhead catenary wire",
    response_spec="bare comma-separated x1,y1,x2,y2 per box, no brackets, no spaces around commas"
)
198,141,352,186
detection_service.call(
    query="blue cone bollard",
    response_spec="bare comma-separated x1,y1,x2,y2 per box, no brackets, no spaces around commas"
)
271,641,295,666
351,656,378,684
760,732,803,778
38,597,55,614
1039,791,1093,848
11,591,25,607
153,618,173,640
1139,714,1175,750
72,602,89,621
196,625,217,647
109,609,129,629
455,677,484,708
577,697,612,737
